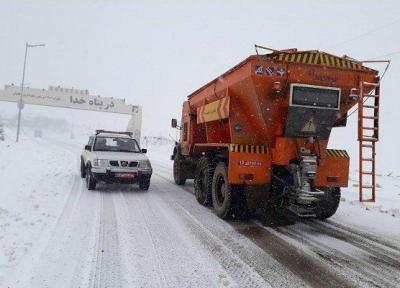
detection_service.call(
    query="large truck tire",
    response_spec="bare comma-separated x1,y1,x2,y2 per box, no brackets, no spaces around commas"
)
211,162,235,219
315,187,341,220
173,154,187,185
86,165,96,190
194,157,215,206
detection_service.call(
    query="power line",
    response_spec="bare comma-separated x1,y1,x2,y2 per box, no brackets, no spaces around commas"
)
327,17,400,49
367,51,400,60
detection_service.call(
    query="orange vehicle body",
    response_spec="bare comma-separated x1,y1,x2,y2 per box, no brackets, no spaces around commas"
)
172,48,380,222
178,50,377,187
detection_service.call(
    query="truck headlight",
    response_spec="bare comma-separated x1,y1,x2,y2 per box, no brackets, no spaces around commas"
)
139,160,152,169
93,159,108,167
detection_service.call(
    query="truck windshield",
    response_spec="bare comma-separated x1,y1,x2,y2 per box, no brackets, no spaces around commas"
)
93,137,140,153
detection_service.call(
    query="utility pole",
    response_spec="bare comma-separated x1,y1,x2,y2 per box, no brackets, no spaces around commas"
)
16,42,45,142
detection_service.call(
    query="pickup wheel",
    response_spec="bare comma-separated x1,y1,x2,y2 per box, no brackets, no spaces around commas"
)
80,158,86,178
139,177,151,191
86,165,96,190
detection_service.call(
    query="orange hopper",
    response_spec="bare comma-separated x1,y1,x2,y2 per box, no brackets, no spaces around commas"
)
171,47,385,224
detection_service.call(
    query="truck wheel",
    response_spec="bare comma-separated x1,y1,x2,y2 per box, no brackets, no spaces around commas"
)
194,157,215,206
212,162,234,219
173,155,186,185
139,177,151,191
80,159,86,178
315,187,341,220
86,165,96,190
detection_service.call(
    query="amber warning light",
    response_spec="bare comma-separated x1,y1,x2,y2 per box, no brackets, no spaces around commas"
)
272,81,282,94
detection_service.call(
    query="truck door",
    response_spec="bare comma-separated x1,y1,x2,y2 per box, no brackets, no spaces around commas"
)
180,102,192,155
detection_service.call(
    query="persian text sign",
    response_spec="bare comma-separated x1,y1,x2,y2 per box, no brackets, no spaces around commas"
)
0,85,138,115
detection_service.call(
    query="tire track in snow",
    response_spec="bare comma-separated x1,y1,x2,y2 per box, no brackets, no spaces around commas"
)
89,190,123,288
115,190,170,288
147,183,264,288
151,171,307,287
152,162,399,287
40,175,84,244
120,187,236,288
168,199,273,288
153,166,343,287
233,222,352,288
5,174,83,287
27,177,101,288
317,219,400,253
125,192,172,287
272,222,400,287
303,220,400,269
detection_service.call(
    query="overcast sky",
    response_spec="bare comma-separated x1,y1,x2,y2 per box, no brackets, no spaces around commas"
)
0,0,399,171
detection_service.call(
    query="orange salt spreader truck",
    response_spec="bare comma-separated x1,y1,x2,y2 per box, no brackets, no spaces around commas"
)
171,46,386,225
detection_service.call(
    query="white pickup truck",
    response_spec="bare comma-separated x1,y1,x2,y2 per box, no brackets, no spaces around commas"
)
80,130,152,190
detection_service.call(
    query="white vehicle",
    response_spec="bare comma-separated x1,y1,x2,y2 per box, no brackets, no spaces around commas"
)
80,130,152,190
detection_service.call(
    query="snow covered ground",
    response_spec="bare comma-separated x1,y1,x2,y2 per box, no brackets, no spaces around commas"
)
0,127,399,287
0,127,77,282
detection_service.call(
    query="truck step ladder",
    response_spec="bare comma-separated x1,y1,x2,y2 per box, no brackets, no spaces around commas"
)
358,80,380,202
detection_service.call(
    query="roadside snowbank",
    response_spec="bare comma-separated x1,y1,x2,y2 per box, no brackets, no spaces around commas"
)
0,128,77,283
344,171,400,216
333,172,400,241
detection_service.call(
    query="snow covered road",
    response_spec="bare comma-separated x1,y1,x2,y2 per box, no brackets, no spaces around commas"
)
7,171,297,288
153,161,400,288
1,136,400,288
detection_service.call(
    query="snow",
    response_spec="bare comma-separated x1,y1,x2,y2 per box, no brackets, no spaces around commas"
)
0,129,280,287
0,122,399,287
345,170,400,214
1,2,399,286
0,129,78,284
328,171,400,241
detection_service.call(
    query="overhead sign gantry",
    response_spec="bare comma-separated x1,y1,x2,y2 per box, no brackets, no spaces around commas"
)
0,84,142,140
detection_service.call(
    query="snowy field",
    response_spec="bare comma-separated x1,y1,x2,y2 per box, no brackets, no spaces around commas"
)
0,126,399,288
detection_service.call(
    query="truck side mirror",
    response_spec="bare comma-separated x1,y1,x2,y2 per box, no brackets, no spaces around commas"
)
171,118,178,128
141,148,147,154
85,145,91,151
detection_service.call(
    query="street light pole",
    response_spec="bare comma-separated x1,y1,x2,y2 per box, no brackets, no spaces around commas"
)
15,43,45,142
16,43,28,142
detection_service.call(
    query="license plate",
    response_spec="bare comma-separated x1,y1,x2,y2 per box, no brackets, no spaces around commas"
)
115,173,136,178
